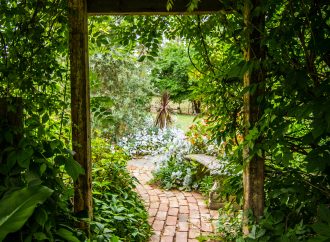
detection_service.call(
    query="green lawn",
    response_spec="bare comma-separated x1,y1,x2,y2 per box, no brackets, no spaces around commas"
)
173,114,199,133
151,112,199,133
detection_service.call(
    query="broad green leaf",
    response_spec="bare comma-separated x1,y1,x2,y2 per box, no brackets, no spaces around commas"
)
114,215,126,221
33,232,48,241
64,157,85,181
138,56,146,62
4,131,13,144
56,228,80,242
311,222,330,237
0,185,53,241
42,113,49,124
35,208,48,227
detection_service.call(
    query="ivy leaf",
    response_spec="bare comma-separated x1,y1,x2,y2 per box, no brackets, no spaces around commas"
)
17,148,34,169
42,113,49,124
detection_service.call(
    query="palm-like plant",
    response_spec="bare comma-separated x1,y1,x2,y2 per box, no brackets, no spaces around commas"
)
155,91,172,129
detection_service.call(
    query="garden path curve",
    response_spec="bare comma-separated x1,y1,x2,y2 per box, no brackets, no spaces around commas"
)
127,156,219,242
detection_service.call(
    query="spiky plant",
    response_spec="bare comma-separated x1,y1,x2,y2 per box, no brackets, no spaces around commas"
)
155,91,172,129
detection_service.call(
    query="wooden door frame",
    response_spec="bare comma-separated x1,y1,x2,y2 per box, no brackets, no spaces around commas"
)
68,0,265,235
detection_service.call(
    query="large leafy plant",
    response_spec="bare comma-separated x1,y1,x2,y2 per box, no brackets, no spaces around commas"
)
91,137,151,241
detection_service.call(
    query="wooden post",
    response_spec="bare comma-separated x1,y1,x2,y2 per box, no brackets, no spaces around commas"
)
68,0,92,232
242,0,266,235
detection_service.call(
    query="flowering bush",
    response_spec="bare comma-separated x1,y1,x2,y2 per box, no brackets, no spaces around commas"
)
186,119,220,155
118,118,234,192
119,124,189,157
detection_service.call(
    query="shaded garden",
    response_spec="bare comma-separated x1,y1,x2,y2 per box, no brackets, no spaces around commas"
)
0,0,330,241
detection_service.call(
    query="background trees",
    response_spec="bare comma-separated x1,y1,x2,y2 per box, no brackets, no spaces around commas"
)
89,52,153,140
151,41,193,101
88,17,154,140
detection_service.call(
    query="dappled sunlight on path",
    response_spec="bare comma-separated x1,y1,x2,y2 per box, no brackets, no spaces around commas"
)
128,157,219,242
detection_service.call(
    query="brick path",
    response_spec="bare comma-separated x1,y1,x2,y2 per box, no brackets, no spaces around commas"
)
128,157,219,242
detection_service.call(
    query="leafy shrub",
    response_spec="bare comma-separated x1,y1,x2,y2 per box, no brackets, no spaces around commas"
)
186,119,220,155
199,175,214,196
309,205,330,242
217,204,243,241
119,125,190,157
89,52,153,141
91,137,151,241
151,158,199,191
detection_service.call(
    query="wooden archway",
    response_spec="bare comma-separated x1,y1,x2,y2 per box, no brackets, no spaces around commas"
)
68,0,265,235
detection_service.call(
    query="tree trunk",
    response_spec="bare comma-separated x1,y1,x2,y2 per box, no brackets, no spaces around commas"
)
242,0,266,235
0,98,23,186
68,0,92,235
0,97,23,146
192,100,201,114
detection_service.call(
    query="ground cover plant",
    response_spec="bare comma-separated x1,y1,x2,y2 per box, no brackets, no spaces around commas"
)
91,136,151,242
119,118,189,157
119,120,226,195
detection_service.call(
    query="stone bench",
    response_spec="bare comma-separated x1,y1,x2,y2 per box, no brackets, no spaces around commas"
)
185,154,226,210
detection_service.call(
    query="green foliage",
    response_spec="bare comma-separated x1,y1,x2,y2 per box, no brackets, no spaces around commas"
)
151,158,197,190
309,205,330,242
186,119,220,155
0,185,53,241
198,175,214,196
151,157,211,192
91,137,151,241
89,51,153,140
217,204,243,241
151,41,195,103
0,0,85,241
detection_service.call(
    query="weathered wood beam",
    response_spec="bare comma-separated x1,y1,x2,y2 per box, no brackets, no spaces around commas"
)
87,0,226,15
68,0,93,234
242,0,266,235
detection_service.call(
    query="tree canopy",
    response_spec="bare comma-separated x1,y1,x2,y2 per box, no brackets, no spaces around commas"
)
150,40,193,103
0,0,329,241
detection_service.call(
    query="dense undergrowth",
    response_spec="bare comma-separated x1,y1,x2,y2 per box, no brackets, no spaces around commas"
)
91,137,151,242
0,0,86,241
0,1,151,241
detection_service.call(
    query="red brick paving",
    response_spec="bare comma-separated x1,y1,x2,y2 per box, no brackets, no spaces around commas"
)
128,158,219,242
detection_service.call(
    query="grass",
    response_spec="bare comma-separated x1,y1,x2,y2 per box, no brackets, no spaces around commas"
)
151,112,200,133
172,114,198,133
151,96,193,115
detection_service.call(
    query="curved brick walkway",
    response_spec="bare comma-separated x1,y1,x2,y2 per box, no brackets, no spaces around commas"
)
128,156,219,242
